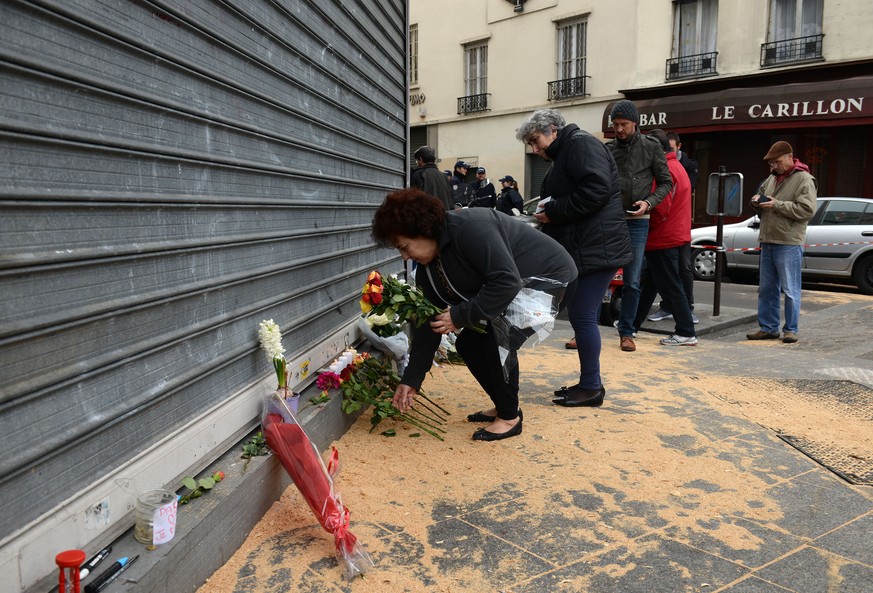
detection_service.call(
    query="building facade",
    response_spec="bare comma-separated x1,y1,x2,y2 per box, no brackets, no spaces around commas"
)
409,0,873,222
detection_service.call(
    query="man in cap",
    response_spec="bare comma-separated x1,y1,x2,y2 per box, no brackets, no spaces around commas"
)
746,141,817,344
496,175,523,215
471,167,497,208
411,145,453,210
605,99,672,353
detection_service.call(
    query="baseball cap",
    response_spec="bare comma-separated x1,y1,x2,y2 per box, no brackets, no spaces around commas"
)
498,175,515,183
454,160,470,169
476,167,486,174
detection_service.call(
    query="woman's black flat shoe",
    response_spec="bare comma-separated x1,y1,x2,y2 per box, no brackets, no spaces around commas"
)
554,383,580,396
467,409,522,423
553,386,605,407
472,417,523,441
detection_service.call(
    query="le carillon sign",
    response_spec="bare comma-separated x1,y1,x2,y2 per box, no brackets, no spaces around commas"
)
602,75,873,133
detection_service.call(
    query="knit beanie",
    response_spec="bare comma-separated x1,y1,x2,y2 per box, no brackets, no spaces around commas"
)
610,100,639,124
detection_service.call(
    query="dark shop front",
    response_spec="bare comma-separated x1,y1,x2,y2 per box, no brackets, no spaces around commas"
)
603,74,873,225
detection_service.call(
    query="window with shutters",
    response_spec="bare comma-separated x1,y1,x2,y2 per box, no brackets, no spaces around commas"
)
666,0,718,80
761,0,824,67
549,18,589,100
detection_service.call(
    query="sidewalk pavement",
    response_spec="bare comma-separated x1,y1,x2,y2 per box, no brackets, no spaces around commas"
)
70,292,873,593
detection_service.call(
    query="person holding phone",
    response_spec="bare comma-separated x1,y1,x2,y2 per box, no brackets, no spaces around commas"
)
746,141,817,344
515,108,631,407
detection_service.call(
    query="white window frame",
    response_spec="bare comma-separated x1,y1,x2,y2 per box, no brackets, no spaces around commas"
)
769,0,823,40
556,18,587,81
409,23,419,87
464,42,488,96
671,0,718,57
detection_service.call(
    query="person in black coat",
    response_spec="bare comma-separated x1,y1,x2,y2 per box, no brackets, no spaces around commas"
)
516,108,632,407
410,145,453,210
372,189,577,440
496,175,524,215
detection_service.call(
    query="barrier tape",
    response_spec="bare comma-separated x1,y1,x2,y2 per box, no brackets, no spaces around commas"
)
694,240,873,253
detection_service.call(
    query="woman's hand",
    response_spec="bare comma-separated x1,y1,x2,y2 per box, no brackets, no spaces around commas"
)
430,308,458,335
392,384,417,413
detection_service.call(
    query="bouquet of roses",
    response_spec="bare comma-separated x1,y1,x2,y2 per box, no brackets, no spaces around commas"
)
358,271,442,369
360,270,442,329
262,392,374,579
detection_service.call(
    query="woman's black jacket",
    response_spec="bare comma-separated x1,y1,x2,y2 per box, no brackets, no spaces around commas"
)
540,124,632,274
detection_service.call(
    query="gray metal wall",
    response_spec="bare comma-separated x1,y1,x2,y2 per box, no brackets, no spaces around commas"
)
0,0,406,547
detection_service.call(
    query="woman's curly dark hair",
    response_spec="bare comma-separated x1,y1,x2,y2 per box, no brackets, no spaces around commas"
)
371,188,445,248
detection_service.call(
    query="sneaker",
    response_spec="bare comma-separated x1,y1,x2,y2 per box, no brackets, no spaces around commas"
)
647,308,673,322
782,332,798,343
660,334,698,346
691,313,700,324
620,336,636,352
746,330,780,340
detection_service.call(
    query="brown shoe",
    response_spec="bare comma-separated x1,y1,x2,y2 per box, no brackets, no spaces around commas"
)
620,336,636,352
782,332,798,343
565,337,577,349
746,330,780,340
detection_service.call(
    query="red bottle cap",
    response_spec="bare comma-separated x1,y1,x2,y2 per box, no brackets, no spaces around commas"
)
55,550,86,568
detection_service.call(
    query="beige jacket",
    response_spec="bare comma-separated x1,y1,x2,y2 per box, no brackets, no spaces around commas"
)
756,167,818,245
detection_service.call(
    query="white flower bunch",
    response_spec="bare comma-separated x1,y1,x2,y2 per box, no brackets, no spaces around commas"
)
258,319,285,359
258,319,288,388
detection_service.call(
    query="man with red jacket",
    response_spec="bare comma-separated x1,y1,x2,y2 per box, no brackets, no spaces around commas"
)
632,129,697,346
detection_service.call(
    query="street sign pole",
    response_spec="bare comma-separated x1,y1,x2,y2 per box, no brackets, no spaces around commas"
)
713,165,726,317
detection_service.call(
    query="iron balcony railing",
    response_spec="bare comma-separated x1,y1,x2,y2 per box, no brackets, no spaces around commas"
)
665,51,718,81
761,34,824,68
457,93,490,115
547,76,590,101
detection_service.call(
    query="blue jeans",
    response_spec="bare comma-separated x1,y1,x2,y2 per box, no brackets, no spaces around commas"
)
757,243,803,334
617,218,649,337
567,268,618,389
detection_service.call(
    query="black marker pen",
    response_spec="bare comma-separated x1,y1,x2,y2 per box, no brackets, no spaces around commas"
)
79,545,112,579
84,555,137,593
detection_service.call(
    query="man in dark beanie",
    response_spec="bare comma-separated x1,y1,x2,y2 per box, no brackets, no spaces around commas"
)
746,141,817,344
605,99,672,353
411,145,453,210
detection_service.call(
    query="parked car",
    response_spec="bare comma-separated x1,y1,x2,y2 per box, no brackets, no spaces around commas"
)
690,197,873,294
511,196,542,230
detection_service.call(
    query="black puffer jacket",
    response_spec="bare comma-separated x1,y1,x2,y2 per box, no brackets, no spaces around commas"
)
540,124,632,274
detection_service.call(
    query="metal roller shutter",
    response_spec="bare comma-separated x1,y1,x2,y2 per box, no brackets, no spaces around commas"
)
0,1,407,589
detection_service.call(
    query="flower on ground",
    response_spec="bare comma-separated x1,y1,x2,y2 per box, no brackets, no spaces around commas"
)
178,470,225,505
338,356,450,440
316,371,341,392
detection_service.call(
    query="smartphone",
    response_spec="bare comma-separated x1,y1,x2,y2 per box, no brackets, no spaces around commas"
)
757,195,771,204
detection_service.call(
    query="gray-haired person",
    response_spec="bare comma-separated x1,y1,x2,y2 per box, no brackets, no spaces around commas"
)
516,108,631,407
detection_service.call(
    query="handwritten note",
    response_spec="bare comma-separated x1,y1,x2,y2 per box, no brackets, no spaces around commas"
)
152,498,178,545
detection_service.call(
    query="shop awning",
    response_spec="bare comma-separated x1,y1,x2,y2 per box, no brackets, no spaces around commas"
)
602,75,873,134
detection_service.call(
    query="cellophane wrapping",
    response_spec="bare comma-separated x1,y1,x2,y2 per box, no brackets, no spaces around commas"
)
261,392,374,580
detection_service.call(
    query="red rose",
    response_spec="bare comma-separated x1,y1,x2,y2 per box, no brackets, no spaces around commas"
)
371,292,383,305
361,293,371,304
